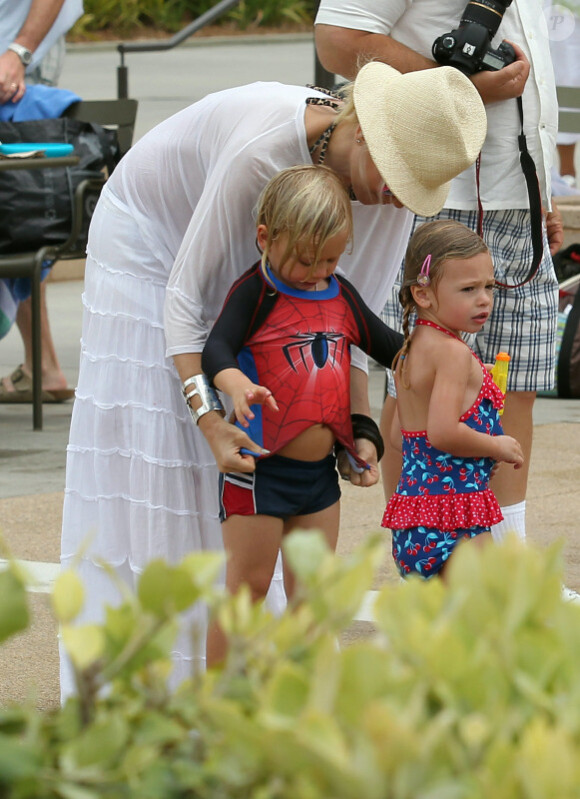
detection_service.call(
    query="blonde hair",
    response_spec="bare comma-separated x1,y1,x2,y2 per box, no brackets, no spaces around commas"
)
332,56,385,130
256,165,353,285
393,219,489,380
334,81,358,128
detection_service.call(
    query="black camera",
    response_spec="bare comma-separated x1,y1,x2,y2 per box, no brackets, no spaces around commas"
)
432,0,516,76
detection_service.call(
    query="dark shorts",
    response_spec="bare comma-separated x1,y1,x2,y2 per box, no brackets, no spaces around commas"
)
392,524,490,579
219,453,341,522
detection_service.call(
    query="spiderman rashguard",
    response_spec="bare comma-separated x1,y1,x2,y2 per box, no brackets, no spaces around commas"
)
202,262,403,468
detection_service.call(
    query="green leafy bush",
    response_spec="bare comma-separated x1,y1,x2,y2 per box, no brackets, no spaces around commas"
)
2,533,580,798
72,0,317,38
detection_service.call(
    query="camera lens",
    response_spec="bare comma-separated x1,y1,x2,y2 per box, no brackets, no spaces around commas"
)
461,0,513,38
432,0,515,75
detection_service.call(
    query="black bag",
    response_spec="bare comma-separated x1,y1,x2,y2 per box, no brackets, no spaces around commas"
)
552,242,580,283
0,116,120,255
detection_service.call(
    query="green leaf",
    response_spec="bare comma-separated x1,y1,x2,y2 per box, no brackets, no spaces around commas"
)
134,712,186,747
54,783,101,799
516,718,577,798
263,661,309,720
283,530,331,583
0,568,29,643
102,603,139,653
180,551,225,590
0,732,41,780
101,606,177,681
60,713,128,770
61,624,105,670
52,571,85,623
137,559,199,617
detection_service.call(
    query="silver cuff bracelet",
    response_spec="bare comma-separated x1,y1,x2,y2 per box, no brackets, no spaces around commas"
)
182,374,224,425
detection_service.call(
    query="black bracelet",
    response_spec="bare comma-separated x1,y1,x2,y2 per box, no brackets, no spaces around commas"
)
351,414,385,462
336,414,385,462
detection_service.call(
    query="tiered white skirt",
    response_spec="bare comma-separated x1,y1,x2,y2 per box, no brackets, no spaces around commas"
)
60,193,284,698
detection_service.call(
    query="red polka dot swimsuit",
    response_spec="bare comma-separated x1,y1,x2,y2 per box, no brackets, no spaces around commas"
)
382,319,505,579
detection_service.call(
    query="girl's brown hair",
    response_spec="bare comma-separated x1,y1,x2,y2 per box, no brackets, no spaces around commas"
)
393,219,489,380
256,165,353,287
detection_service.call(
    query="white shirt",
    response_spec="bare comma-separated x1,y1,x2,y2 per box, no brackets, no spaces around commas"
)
315,0,558,209
0,0,83,70
103,82,413,360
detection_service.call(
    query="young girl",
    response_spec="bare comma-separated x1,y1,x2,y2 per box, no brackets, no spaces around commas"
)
382,220,524,580
201,164,402,664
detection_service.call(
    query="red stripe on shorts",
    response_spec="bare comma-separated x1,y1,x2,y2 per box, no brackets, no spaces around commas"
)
222,477,256,517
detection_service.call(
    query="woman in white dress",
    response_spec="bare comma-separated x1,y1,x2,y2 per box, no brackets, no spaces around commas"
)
60,62,486,696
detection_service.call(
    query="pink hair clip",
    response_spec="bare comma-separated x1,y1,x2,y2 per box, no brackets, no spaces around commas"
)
417,254,432,287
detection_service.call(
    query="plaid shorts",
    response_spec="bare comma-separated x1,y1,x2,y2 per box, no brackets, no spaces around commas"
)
381,209,559,393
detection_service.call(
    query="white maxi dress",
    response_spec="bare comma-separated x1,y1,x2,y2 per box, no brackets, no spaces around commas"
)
60,81,413,696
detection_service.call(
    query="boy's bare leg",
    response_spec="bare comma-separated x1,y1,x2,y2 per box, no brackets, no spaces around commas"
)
206,514,283,667
282,500,340,598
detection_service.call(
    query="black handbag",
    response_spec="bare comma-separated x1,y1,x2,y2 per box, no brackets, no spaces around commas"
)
0,116,120,254
552,242,580,284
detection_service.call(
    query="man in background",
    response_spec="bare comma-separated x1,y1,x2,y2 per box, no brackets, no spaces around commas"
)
315,0,563,544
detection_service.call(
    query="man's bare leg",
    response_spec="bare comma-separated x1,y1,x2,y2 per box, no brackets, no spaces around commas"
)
1,283,69,394
489,391,535,542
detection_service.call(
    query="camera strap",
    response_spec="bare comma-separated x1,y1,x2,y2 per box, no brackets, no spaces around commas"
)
476,96,544,289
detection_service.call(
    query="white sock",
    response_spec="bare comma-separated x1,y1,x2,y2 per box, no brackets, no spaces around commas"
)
491,500,526,543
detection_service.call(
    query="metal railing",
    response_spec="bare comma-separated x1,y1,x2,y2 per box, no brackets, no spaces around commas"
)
116,0,335,99
116,0,241,98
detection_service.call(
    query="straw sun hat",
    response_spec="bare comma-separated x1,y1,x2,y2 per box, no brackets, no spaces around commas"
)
353,61,487,217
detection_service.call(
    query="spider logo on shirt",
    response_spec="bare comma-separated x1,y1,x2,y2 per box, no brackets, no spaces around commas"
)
282,331,346,372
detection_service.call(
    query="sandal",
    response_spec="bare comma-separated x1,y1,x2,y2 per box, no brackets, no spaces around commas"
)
0,365,75,403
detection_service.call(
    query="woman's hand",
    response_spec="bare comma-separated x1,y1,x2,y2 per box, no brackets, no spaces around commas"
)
198,411,268,473
337,437,379,487
172,358,267,471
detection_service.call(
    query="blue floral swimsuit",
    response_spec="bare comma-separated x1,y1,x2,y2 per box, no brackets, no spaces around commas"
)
382,320,505,579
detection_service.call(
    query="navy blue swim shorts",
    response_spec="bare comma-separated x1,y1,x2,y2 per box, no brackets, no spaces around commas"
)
219,452,341,521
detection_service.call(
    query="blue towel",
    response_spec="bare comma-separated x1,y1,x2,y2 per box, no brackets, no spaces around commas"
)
0,84,81,122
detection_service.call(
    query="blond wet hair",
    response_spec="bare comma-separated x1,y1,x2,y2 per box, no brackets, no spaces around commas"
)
256,164,353,286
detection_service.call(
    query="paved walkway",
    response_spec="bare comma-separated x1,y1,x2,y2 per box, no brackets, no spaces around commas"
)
1,37,580,709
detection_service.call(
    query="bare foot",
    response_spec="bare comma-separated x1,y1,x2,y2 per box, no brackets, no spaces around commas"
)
21,363,70,393
0,364,72,398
